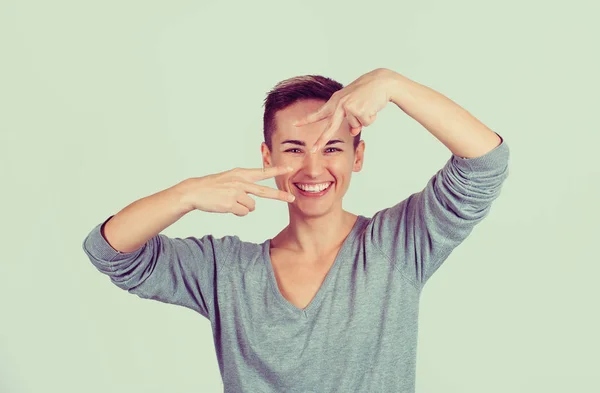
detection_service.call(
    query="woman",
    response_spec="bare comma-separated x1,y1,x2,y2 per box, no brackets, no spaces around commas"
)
83,67,509,392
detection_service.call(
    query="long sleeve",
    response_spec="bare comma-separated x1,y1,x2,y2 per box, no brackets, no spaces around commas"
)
82,215,239,320
368,133,510,291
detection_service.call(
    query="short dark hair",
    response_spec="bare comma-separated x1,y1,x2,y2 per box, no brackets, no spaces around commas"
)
262,75,361,151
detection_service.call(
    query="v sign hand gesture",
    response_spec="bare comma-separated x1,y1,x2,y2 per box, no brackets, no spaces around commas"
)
293,68,399,153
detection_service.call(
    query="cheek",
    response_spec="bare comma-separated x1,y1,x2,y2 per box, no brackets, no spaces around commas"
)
275,176,292,189
329,160,352,173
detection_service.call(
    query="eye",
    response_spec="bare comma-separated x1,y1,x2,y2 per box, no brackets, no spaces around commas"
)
284,147,342,153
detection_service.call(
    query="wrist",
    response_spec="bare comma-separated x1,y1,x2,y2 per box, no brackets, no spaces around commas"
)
171,179,196,215
385,71,413,107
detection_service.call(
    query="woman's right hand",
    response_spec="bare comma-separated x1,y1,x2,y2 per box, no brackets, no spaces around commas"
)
179,166,296,216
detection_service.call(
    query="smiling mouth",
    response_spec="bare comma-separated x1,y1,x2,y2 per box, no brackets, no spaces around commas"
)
293,182,333,195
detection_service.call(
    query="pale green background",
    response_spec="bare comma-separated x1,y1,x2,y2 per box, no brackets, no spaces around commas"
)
1,0,598,392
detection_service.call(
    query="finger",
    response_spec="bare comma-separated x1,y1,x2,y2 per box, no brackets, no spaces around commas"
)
370,112,377,123
236,193,256,212
357,112,377,127
293,102,333,127
346,113,362,129
347,113,362,136
310,105,346,153
348,113,363,136
250,165,294,181
230,202,250,217
243,182,296,203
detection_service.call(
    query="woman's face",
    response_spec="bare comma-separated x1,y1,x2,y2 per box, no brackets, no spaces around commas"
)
261,99,365,218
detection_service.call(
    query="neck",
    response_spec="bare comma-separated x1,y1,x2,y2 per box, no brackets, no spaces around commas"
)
272,207,358,257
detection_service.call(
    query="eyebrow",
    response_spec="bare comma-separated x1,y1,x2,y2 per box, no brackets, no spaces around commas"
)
281,139,345,146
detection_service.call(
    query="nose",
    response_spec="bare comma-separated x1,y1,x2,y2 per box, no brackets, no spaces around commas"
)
302,150,327,178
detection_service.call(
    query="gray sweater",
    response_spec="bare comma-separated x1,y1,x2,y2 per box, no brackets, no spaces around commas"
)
82,134,509,392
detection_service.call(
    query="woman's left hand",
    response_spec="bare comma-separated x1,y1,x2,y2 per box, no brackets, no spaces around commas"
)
293,68,399,153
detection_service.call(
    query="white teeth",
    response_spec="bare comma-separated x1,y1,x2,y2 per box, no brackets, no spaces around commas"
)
296,182,331,192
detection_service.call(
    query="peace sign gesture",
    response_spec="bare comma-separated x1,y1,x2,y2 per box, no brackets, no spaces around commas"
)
293,68,397,153
181,165,296,217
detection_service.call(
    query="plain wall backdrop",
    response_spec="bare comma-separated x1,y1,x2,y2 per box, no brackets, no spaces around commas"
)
1,0,598,392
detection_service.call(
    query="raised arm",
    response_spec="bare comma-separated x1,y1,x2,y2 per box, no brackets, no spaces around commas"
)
370,139,509,290
82,166,296,319
293,67,510,290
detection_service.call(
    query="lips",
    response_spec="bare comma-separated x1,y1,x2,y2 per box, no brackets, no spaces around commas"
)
292,182,333,198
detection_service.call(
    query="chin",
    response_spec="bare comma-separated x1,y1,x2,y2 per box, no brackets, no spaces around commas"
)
293,204,336,218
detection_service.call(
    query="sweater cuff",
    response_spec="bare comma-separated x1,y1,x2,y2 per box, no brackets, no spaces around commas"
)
451,132,509,172
83,215,145,262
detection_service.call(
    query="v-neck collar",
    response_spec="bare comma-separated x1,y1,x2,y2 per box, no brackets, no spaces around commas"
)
263,215,367,318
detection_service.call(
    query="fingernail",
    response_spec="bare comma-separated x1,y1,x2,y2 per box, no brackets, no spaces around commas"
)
288,195,295,202
310,145,318,153
287,166,294,171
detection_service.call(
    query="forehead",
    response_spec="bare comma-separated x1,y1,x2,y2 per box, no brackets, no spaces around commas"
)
273,99,351,141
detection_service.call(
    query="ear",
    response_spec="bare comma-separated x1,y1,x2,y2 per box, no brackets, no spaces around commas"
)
260,142,272,168
352,140,365,172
